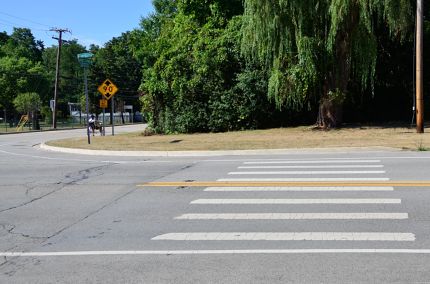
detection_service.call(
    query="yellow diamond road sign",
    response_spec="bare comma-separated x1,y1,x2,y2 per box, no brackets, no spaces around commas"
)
98,79,118,100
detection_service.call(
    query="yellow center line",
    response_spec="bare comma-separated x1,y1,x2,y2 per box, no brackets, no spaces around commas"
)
138,181,430,188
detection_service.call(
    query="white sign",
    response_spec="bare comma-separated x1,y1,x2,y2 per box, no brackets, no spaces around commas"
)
50,100,55,111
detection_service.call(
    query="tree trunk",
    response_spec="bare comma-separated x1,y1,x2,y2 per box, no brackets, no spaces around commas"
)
33,111,40,130
316,97,343,128
316,79,343,128
316,5,358,129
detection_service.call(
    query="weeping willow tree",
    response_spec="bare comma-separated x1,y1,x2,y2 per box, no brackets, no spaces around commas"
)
242,0,412,128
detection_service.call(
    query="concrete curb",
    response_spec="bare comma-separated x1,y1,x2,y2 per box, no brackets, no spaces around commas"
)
40,143,402,157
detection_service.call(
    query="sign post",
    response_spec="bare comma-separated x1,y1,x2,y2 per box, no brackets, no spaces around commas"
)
111,98,115,136
99,99,108,136
97,79,118,136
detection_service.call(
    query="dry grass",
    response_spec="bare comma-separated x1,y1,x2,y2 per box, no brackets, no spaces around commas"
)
46,125,430,151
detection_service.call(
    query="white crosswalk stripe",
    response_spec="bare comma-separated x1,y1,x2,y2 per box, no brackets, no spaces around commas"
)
228,170,386,175
218,177,390,181
190,198,401,204
243,160,381,164
175,213,408,220
152,232,415,241
204,186,395,192
152,158,415,247
238,165,384,169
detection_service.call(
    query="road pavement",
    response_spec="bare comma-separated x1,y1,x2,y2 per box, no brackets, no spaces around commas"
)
1,126,430,283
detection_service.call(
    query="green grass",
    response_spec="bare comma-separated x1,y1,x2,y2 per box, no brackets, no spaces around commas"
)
47,125,430,151
417,143,430,151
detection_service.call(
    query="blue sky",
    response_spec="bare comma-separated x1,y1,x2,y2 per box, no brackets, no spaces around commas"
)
0,0,155,48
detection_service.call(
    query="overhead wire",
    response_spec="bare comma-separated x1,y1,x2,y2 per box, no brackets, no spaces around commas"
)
0,11,51,28
0,11,78,47
0,18,50,32
0,11,94,48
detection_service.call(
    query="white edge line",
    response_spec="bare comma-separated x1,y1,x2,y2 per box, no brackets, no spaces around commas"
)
0,149,174,164
4,249,430,256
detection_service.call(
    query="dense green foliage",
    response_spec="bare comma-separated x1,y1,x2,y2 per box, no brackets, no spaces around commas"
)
90,32,142,116
0,28,142,123
241,0,412,127
0,1,428,132
13,92,41,114
0,28,47,112
138,0,275,133
43,40,86,104
136,0,426,132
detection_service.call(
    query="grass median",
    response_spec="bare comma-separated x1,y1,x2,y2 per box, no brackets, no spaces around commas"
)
45,125,430,152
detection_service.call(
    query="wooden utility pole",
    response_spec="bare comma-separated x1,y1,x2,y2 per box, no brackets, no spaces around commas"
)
416,0,424,133
50,28,70,129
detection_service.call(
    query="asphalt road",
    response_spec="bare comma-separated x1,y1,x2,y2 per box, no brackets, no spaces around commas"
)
1,126,430,283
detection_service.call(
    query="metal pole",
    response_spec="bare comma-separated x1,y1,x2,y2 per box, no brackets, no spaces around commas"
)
111,98,115,136
84,67,91,144
416,0,424,133
102,108,105,136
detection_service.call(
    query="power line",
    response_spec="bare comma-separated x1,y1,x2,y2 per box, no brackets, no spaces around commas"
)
0,18,49,31
0,11,51,28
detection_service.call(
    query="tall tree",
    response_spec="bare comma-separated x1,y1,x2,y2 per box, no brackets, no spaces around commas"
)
138,0,266,133
242,0,412,128
43,40,86,105
0,56,47,113
91,32,142,118
1,28,44,61
13,92,42,129
0,28,48,116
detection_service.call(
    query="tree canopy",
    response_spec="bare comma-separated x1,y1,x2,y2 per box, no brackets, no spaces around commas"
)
0,0,427,132
241,0,413,127
13,92,42,114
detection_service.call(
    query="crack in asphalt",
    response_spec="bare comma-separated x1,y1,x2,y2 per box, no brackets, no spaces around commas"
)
0,245,20,270
0,224,47,242
41,185,139,242
24,183,38,196
179,163,196,171
63,165,110,184
7,226,47,241
0,160,189,266
0,258,6,267
8,163,191,241
1,183,138,243
0,164,113,214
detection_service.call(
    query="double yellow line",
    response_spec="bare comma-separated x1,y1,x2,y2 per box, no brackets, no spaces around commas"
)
138,181,430,188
